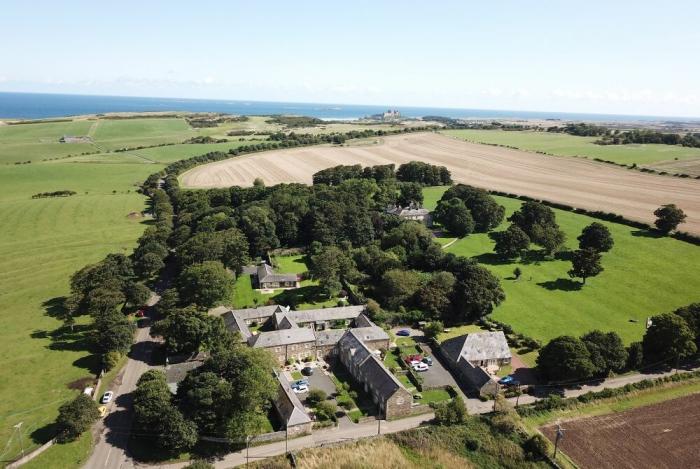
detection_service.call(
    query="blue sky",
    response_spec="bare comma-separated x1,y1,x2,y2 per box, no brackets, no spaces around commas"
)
1,1,699,117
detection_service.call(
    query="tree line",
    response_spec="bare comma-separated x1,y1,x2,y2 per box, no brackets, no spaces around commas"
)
547,122,700,148
537,303,699,383
31,190,77,199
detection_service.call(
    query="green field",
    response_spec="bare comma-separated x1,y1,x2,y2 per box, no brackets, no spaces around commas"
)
442,129,700,166
424,187,700,345
0,119,175,465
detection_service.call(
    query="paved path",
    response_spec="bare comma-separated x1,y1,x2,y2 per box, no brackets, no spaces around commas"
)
159,413,435,469
83,295,160,469
466,366,697,414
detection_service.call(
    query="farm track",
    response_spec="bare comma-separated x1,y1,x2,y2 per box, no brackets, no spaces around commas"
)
180,133,700,236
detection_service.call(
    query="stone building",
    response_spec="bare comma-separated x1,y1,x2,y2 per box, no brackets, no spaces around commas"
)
336,330,412,419
441,331,511,397
273,371,313,436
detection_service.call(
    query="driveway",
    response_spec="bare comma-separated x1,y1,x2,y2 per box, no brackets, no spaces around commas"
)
419,353,460,390
302,369,337,401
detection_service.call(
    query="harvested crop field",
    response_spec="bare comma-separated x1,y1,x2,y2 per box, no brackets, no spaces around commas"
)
180,132,700,235
540,394,700,469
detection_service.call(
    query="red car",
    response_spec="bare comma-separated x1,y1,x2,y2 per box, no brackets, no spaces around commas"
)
404,354,423,364
135,309,146,318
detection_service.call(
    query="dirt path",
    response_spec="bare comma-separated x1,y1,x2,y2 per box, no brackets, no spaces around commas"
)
180,133,700,236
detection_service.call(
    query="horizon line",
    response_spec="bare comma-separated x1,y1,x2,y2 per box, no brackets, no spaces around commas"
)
1,89,700,122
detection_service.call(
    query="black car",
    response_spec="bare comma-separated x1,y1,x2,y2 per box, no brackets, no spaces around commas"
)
301,366,314,376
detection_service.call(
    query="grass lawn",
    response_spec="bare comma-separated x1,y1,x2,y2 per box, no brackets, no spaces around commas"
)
291,371,303,380
231,274,275,308
437,324,485,342
383,351,403,370
271,254,310,274
396,373,415,390
442,129,700,166
415,388,451,404
426,187,700,345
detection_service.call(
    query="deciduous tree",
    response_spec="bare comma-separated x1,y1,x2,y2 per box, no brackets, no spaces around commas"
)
568,248,603,284
577,222,614,252
654,204,687,233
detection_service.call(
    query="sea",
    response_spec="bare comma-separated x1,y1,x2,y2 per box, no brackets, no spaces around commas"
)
0,91,696,123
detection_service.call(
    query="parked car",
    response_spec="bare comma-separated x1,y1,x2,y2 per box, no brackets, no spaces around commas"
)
409,359,421,366
135,309,145,318
404,354,423,364
292,384,308,394
396,329,411,337
422,356,433,366
294,378,309,387
412,362,429,372
499,375,514,384
301,366,314,376
98,405,108,417
101,391,114,404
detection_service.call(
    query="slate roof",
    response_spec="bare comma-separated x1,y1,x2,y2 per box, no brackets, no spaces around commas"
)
353,313,374,328
287,306,365,324
442,331,511,363
221,305,289,321
275,372,312,427
386,206,431,217
337,330,404,401
314,329,346,347
248,327,316,348
456,358,497,389
349,326,389,343
222,311,252,340
165,352,208,393
257,263,298,284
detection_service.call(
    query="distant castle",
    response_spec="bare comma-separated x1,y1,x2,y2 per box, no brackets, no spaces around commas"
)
369,109,402,121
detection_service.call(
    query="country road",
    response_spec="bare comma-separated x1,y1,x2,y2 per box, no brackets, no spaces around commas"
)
148,366,698,469
83,295,160,469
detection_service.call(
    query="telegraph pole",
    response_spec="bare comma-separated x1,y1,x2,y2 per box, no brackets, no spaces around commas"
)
553,424,565,458
246,435,251,468
285,426,288,454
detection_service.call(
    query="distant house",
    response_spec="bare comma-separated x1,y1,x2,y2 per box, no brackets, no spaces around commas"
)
164,352,208,394
336,330,412,419
385,205,433,227
273,371,313,435
256,262,299,290
441,331,511,397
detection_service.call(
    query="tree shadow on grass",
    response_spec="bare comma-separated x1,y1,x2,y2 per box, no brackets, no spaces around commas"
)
30,422,58,445
42,296,67,319
631,229,664,239
537,278,583,292
473,252,513,266
554,250,573,262
273,285,333,308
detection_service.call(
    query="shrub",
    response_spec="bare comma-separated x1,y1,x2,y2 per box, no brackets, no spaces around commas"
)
465,437,480,451
523,434,549,460
56,394,100,442
103,351,122,371
434,397,467,425
306,388,327,406
314,401,338,422
490,413,518,434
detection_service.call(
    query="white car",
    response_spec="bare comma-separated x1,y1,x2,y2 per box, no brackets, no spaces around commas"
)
101,391,114,404
292,384,308,394
412,363,429,372
409,359,421,366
